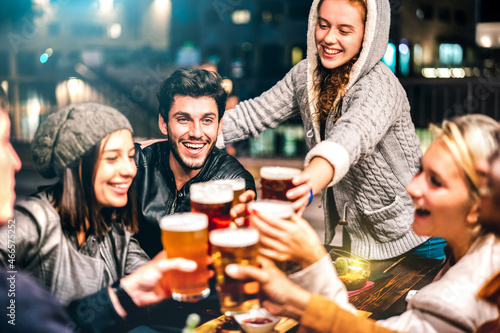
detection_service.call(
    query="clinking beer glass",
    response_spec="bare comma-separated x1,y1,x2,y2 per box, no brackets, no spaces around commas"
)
210,178,246,207
210,228,260,316
160,213,210,302
247,200,294,271
260,166,301,201
190,182,234,231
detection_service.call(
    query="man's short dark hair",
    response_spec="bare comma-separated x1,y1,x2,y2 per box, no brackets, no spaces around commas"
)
157,68,228,123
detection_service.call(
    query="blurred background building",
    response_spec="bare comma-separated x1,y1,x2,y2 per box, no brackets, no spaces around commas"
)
0,0,499,158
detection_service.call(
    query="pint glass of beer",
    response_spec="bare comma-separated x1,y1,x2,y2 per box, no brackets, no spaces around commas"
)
247,200,294,271
247,199,294,221
160,213,210,302
260,166,301,201
211,178,246,206
210,228,260,316
191,182,234,230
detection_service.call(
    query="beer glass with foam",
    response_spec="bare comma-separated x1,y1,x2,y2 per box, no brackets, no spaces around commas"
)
160,213,210,302
211,178,246,206
191,182,234,230
210,228,260,316
247,200,294,271
260,166,301,201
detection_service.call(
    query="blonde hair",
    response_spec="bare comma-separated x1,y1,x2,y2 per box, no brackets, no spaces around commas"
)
430,114,499,201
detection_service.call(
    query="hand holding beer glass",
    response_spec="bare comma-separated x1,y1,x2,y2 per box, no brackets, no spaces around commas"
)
160,213,210,302
191,182,234,230
260,166,301,201
247,200,294,271
248,200,326,269
210,228,260,316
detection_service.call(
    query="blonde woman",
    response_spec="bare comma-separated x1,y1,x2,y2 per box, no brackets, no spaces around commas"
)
228,114,500,333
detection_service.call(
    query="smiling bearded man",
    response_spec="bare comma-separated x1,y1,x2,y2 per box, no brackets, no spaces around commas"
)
133,68,256,258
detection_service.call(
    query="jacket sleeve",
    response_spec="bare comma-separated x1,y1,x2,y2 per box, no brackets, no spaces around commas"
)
220,60,307,146
0,204,44,268
304,64,414,186
124,236,150,275
298,294,401,333
66,287,130,332
288,255,357,313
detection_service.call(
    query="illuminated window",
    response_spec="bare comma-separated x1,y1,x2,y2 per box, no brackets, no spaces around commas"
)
399,41,410,76
232,10,251,25
382,43,396,73
439,44,463,65
414,44,423,67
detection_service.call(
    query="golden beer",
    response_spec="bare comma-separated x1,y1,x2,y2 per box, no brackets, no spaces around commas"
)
210,228,260,316
160,213,210,302
211,178,246,206
190,182,234,231
260,166,301,201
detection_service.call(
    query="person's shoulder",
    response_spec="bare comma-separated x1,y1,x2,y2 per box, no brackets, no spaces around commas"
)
348,62,405,100
209,149,248,171
14,191,60,234
0,269,73,332
15,191,56,217
135,139,169,165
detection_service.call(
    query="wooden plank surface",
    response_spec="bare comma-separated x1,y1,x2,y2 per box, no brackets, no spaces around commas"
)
349,255,442,318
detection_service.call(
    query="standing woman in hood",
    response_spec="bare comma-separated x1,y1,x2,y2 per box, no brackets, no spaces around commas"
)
222,0,428,260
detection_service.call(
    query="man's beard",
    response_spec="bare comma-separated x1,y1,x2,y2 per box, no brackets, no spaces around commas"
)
167,133,216,171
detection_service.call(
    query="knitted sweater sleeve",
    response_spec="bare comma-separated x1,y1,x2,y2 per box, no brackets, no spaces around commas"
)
305,64,412,186
221,60,307,144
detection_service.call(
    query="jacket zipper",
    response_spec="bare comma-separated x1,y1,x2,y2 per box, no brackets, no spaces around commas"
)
169,189,177,215
100,242,119,283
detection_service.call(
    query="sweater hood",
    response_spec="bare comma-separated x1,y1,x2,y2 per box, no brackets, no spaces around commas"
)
306,0,390,116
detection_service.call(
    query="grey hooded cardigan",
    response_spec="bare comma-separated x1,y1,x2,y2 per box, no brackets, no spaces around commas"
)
219,0,427,259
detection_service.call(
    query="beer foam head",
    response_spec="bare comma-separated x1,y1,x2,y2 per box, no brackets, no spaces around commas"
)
211,178,246,191
190,182,234,204
247,200,294,219
160,213,208,231
209,228,259,247
260,166,301,180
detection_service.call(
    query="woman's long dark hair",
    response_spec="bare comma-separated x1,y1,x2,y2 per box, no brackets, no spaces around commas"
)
51,137,138,237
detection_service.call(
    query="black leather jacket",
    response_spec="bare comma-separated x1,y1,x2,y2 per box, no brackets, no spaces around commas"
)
134,141,256,257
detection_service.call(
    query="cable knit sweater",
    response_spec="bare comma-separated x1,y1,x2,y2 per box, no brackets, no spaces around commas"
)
219,0,426,259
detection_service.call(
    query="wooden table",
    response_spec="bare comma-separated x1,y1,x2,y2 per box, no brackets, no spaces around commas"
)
145,253,442,332
348,254,443,320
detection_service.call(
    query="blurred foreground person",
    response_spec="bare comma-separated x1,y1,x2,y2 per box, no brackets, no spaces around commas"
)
0,100,198,332
228,114,500,333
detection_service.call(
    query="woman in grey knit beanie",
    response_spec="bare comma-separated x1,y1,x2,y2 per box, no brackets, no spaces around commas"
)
1,102,151,306
0,102,202,329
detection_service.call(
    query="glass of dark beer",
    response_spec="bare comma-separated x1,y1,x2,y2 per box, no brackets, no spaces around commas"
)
260,166,301,201
210,228,260,316
190,182,234,231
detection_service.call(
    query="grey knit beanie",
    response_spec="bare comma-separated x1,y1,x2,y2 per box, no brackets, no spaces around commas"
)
32,102,133,179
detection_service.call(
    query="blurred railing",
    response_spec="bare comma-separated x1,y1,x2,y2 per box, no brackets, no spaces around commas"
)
244,77,500,157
